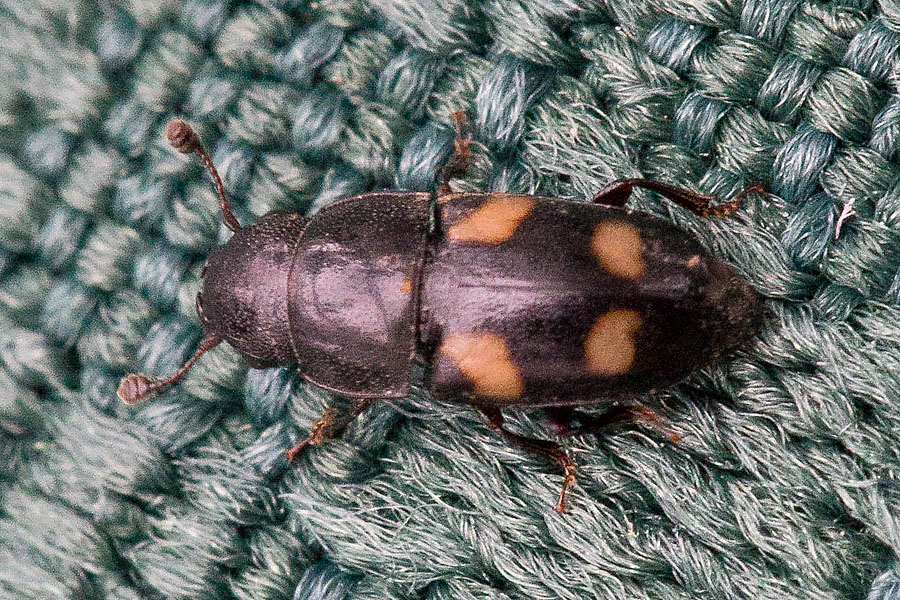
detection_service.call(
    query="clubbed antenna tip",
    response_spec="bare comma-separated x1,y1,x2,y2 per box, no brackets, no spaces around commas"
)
165,119,241,232
167,119,201,154
117,373,157,404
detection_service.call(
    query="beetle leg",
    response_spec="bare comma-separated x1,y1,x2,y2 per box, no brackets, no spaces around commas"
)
285,398,374,463
590,179,632,208
592,178,764,218
480,407,577,513
554,405,682,444
542,407,575,435
438,111,471,196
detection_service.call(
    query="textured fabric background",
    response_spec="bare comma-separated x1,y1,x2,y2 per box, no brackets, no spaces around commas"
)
3,0,900,599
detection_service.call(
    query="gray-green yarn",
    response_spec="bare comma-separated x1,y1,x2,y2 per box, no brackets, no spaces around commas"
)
4,0,900,598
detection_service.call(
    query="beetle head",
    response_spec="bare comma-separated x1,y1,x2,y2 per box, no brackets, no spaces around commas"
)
117,121,307,405
197,210,307,368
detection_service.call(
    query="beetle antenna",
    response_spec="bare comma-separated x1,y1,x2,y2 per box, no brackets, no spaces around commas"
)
117,334,222,404
167,120,242,232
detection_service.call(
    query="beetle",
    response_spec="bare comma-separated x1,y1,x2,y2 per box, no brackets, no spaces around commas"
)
118,115,763,512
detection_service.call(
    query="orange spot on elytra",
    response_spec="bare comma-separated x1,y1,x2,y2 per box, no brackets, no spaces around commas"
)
448,196,535,244
591,221,646,280
439,332,523,400
400,276,412,294
584,309,643,376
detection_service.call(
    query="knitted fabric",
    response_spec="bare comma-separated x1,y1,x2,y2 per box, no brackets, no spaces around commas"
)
2,1,900,599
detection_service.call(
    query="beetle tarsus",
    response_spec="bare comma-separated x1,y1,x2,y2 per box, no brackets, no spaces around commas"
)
480,407,577,513
555,464,577,513
167,119,242,231
592,178,765,218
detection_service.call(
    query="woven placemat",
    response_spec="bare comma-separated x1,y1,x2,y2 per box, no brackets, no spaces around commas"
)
2,1,900,599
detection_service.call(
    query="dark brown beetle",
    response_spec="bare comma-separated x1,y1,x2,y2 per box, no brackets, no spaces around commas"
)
119,115,763,512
